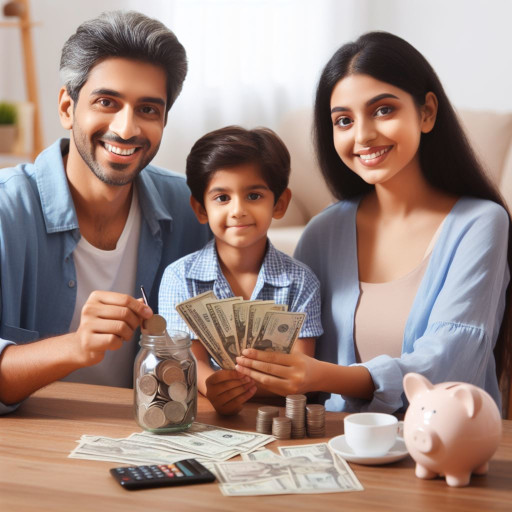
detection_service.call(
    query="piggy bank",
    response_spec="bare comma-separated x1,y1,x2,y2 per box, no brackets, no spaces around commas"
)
403,373,502,487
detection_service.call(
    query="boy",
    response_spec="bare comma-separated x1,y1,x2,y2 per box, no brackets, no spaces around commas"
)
159,126,323,415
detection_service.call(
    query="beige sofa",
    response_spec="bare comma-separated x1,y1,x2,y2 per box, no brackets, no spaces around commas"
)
268,109,512,255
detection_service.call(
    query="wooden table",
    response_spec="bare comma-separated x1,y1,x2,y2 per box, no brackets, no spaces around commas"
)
1,382,511,511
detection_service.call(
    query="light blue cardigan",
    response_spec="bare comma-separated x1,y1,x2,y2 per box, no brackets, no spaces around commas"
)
295,197,509,413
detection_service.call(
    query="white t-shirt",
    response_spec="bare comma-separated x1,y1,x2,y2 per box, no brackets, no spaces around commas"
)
63,190,141,387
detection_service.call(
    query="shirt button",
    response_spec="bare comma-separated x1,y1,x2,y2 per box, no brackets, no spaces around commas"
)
68,280,76,288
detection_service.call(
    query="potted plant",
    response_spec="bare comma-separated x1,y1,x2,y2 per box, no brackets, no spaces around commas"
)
0,101,18,153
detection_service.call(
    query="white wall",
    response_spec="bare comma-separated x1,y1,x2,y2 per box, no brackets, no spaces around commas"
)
0,0,510,171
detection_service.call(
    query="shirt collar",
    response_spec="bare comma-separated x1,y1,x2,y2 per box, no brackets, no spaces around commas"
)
35,138,173,237
35,138,79,233
186,238,291,288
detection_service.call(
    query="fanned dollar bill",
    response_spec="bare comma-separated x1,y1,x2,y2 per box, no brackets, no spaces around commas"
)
175,293,305,369
251,311,305,353
204,297,243,362
244,301,286,351
175,291,235,369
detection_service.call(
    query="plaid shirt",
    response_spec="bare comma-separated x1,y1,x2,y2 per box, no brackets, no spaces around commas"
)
159,239,323,339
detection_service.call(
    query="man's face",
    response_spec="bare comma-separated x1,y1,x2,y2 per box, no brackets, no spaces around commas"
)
66,58,167,186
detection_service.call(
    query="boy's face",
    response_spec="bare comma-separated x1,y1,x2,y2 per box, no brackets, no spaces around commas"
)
191,163,290,253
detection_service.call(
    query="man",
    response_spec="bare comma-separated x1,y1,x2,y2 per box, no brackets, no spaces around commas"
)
0,11,210,413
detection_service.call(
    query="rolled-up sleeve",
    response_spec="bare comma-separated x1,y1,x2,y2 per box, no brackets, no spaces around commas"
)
0,338,20,415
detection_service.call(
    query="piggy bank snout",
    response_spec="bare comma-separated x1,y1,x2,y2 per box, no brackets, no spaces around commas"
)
410,427,438,454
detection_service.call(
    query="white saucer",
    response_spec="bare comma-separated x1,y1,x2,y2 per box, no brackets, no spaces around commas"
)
328,435,409,465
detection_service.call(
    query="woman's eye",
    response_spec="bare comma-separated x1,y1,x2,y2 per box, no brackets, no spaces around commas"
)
375,106,393,117
247,193,262,201
141,105,157,115
335,116,353,128
214,194,229,203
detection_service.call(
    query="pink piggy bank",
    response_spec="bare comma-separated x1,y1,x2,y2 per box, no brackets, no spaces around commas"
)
403,373,502,487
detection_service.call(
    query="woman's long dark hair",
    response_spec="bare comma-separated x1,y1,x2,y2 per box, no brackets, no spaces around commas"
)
314,31,511,413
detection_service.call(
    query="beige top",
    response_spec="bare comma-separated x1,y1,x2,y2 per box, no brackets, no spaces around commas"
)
354,220,445,363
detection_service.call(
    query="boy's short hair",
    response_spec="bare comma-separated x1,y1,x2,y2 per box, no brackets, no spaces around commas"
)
186,126,291,206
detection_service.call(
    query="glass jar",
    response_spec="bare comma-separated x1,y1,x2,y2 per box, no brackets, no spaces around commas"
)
134,329,197,433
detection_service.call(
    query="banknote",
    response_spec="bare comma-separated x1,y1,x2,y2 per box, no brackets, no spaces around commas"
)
217,442,364,496
175,291,235,369
241,448,283,462
245,302,288,351
205,297,243,361
176,292,305,369
69,423,275,466
251,311,305,352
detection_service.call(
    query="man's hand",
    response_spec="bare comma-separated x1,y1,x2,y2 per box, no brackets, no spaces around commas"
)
235,348,320,396
205,369,257,416
73,291,153,367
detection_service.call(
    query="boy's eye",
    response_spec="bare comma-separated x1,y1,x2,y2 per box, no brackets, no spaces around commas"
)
334,116,353,129
247,192,262,201
374,105,394,117
214,194,230,203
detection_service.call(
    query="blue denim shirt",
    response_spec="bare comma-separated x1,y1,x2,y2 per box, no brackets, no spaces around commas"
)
0,139,210,412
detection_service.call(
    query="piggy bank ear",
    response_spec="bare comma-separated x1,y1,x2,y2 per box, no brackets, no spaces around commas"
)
451,385,482,418
403,373,433,401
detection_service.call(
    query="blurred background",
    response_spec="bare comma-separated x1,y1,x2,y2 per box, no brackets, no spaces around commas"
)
1,0,511,172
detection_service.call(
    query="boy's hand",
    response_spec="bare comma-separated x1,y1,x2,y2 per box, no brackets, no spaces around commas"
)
235,348,319,396
205,370,257,416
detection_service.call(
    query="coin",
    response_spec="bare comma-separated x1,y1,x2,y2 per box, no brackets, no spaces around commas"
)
256,406,280,434
138,374,158,396
162,366,186,385
163,401,187,423
272,416,292,439
168,381,188,402
143,403,167,429
285,394,307,439
306,404,326,438
142,314,167,335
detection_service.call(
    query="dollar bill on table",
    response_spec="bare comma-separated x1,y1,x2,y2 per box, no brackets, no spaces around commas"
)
216,443,363,496
176,292,305,369
69,423,274,466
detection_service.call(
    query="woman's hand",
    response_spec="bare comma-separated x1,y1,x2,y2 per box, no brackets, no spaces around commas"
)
205,369,257,416
235,348,320,396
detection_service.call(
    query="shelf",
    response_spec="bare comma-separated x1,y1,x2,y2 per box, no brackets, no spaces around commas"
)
0,20,40,28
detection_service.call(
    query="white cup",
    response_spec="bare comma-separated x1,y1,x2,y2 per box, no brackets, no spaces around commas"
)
344,413,403,457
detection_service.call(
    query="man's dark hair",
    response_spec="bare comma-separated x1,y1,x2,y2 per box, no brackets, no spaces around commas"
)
60,10,187,115
186,126,291,207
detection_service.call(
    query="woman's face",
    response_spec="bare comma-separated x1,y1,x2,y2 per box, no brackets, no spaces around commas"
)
329,74,436,187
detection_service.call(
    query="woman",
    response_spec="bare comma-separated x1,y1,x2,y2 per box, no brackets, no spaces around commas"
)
235,32,511,414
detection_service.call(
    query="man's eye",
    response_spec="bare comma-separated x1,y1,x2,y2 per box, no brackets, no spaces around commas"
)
375,106,393,117
98,98,114,108
335,116,352,128
247,193,261,200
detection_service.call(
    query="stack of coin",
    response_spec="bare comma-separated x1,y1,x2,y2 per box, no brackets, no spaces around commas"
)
256,406,280,434
136,352,197,431
306,404,326,438
285,394,307,438
272,416,292,439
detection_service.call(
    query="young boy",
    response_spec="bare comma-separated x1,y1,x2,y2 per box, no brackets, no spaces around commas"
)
158,126,323,415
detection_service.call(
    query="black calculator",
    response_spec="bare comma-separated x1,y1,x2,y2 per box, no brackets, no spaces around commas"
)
110,458,216,490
